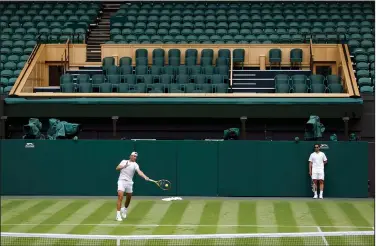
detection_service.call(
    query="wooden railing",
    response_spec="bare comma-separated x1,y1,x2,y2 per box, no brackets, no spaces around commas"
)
309,38,314,72
229,49,233,90
14,45,46,94
9,37,42,95
337,45,355,96
61,39,70,74
343,44,361,97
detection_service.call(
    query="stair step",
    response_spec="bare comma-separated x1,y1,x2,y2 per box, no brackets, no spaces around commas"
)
232,88,275,93
86,2,117,62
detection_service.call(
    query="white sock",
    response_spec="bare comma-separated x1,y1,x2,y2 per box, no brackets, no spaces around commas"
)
121,207,125,211
117,211,121,216
314,191,318,196
320,191,323,196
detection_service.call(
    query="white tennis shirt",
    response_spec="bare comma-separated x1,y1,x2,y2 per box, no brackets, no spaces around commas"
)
118,160,140,183
308,152,328,172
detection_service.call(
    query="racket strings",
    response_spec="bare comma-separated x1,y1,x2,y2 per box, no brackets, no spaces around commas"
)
158,180,171,190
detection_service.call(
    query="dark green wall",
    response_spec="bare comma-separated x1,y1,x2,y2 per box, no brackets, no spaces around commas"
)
0,140,369,198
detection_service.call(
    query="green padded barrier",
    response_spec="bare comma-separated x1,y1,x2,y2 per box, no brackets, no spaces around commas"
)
0,140,134,196
0,140,369,198
217,141,368,198
176,141,218,196
133,140,177,196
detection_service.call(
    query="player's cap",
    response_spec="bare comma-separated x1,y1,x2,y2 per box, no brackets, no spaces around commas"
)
131,152,138,157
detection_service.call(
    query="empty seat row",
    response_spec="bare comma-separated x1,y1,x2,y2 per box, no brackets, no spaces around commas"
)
61,73,228,86
102,48,243,67
60,82,228,94
112,20,374,29
103,65,229,78
275,83,343,93
274,74,342,86
112,14,374,24
1,3,100,10
110,27,374,36
115,8,373,15
117,2,372,9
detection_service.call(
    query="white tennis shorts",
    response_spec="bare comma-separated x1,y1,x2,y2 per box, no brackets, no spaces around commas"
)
312,171,325,180
117,180,133,193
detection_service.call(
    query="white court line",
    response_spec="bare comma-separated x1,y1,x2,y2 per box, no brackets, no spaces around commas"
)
1,224,373,228
316,226,329,246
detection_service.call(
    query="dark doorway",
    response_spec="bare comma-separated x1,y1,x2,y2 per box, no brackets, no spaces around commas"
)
49,66,64,86
316,65,332,77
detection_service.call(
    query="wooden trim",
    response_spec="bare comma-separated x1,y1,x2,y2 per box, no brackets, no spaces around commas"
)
344,44,361,97
17,92,350,98
9,60,32,95
230,48,233,87
259,55,266,70
309,38,314,71
337,45,355,96
15,45,46,95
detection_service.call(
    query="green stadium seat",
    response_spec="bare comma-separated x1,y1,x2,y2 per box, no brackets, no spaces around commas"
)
105,65,119,76
60,74,73,84
310,75,325,85
123,74,136,84
291,75,308,85
274,74,290,85
78,82,92,93
326,75,341,84
359,85,374,93
275,84,290,93
328,84,343,93
269,49,282,68
292,84,308,93
176,74,189,84
214,84,228,93
290,49,303,67
233,49,245,68
311,84,327,93
77,74,90,84
99,83,112,93
120,66,133,76
92,74,105,85
358,78,372,87
356,70,370,78
61,83,75,93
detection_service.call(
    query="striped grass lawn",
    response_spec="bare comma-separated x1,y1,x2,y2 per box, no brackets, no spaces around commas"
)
1,198,374,245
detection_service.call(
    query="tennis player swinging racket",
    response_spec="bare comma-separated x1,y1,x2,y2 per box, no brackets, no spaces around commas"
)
115,152,149,222
115,152,171,222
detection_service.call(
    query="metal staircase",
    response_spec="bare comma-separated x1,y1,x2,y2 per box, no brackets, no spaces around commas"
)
231,69,312,93
86,3,120,62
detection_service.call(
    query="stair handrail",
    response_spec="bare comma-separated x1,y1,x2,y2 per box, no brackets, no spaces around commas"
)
230,49,233,90
309,38,314,72
342,43,360,97
61,38,70,74
66,38,70,71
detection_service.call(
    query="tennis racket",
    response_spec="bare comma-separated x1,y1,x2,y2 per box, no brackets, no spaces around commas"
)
149,179,171,191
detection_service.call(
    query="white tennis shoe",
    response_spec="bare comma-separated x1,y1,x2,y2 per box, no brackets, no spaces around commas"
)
313,194,318,199
121,207,127,219
116,214,123,222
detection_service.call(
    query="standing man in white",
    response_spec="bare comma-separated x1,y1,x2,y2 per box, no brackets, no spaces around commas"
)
116,152,149,221
309,144,328,199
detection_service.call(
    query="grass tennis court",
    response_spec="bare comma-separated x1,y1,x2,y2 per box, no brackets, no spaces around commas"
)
1,197,374,245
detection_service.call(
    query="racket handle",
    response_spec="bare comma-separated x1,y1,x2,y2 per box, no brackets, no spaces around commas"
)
148,179,155,182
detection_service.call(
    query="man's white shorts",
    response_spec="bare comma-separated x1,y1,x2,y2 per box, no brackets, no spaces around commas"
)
312,171,325,180
117,180,133,193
